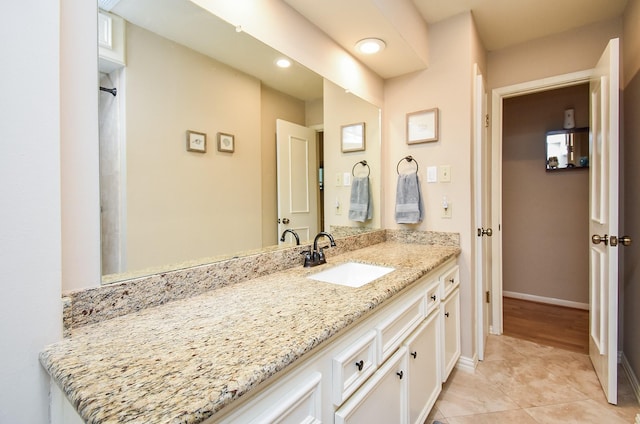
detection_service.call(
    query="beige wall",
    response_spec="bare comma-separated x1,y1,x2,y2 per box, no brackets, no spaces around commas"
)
1,0,67,420
260,86,306,246
502,84,589,304
487,17,622,90
324,80,382,231
384,12,481,360
124,24,263,270
622,0,640,382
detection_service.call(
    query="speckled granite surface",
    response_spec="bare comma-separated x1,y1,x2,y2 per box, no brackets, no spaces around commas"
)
41,241,459,424
63,230,387,335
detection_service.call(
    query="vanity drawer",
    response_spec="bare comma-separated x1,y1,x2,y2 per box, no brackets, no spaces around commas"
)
376,292,425,363
332,330,377,406
440,265,460,299
425,279,440,315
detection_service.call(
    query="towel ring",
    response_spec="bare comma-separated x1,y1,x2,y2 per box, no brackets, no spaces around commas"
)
352,160,370,177
396,155,419,174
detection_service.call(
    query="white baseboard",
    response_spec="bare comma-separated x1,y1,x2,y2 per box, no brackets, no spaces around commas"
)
503,291,589,310
455,355,477,373
621,353,640,407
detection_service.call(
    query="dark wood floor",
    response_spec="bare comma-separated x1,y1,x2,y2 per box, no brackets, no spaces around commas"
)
502,296,589,354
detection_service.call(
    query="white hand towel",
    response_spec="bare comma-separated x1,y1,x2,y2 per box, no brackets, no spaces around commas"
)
395,172,423,224
349,176,372,222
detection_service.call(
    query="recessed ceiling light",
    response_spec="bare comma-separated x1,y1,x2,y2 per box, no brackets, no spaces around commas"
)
355,38,386,55
275,58,292,68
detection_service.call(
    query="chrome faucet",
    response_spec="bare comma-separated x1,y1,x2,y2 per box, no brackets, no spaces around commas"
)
302,232,336,267
280,229,300,245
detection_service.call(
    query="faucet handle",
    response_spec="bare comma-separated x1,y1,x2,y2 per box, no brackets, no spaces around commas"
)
318,246,328,264
301,248,313,267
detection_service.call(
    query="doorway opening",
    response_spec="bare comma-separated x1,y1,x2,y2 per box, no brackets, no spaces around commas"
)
500,84,590,352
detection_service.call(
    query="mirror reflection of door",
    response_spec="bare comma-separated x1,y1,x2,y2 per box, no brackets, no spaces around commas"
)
276,119,319,244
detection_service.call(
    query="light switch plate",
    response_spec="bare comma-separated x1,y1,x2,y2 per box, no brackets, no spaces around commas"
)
439,165,451,182
343,172,351,186
426,166,437,183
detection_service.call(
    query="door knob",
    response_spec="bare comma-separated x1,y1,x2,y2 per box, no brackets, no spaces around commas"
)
477,227,493,237
610,235,632,247
591,234,608,245
282,218,290,224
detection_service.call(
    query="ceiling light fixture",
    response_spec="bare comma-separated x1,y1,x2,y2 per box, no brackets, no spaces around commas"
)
355,38,386,55
275,58,292,68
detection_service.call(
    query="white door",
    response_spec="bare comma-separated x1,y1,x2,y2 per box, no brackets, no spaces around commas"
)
473,64,491,360
588,38,620,405
276,119,318,244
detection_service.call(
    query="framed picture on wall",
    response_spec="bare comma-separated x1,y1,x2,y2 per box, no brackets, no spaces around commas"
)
186,130,207,153
406,108,439,144
217,132,235,153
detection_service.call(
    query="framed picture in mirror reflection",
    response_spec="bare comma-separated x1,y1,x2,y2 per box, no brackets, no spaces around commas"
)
217,132,235,153
341,122,366,152
186,130,207,153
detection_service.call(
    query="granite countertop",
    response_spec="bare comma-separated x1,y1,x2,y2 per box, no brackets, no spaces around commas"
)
40,241,460,424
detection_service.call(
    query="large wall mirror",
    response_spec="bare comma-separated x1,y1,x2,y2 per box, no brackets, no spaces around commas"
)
98,0,381,284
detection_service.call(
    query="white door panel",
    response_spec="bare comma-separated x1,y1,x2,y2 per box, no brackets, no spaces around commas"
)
588,38,619,405
276,119,318,245
473,64,490,360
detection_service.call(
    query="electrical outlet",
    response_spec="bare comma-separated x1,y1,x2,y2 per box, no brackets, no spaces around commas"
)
439,165,451,182
335,173,343,186
335,198,342,215
442,202,452,218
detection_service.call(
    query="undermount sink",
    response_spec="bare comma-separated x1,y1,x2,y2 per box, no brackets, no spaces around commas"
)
307,262,395,288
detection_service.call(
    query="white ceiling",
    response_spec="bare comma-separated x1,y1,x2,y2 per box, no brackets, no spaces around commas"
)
285,0,628,78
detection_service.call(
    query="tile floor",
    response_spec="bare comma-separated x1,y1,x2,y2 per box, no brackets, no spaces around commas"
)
426,335,640,424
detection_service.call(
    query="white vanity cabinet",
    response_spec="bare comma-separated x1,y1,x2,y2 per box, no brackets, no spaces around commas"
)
193,260,460,424
404,308,441,424
440,265,461,381
334,347,408,424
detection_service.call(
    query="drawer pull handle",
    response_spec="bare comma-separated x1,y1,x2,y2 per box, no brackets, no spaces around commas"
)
411,351,417,359
430,295,437,301
445,312,450,318
355,360,364,371
396,371,404,379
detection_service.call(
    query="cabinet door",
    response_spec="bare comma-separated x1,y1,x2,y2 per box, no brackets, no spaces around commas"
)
404,310,441,424
442,289,461,381
335,347,408,424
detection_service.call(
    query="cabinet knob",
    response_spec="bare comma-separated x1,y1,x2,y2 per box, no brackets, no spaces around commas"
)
445,312,450,318
449,278,455,284
396,370,404,379
411,351,417,359
355,360,364,371
430,294,437,301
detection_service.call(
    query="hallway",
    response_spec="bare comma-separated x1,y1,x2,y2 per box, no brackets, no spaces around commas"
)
427,335,640,423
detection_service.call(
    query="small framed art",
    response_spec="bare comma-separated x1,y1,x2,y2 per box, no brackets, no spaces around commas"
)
186,130,207,153
217,132,235,153
406,108,439,144
341,122,366,152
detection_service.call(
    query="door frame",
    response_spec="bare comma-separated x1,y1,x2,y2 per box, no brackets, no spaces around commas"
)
489,69,592,334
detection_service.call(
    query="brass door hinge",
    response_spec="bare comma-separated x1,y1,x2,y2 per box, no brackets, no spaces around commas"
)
485,114,490,128
486,290,491,303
